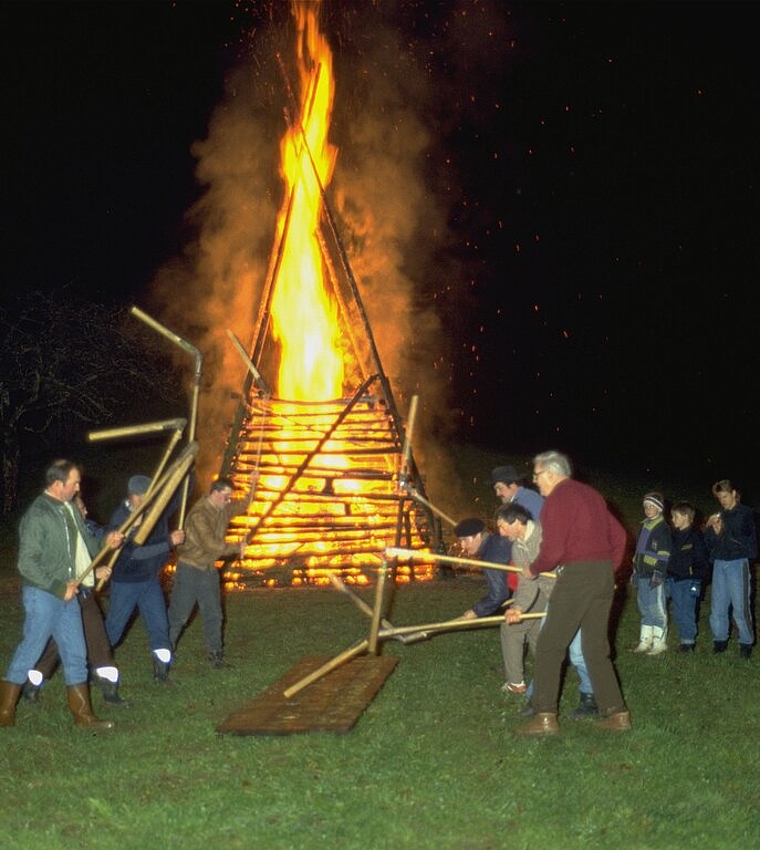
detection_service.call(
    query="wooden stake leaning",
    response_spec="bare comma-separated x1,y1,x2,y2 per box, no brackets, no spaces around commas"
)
283,640,370,699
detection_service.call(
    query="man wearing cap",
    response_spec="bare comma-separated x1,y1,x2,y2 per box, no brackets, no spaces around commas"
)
491,465,544,523
105,474,186,684
455,517,513,620
631,492,672,655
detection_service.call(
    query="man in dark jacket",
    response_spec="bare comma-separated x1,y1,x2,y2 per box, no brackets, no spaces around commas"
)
455,517,513,620
705,479,758,658
105,474,185,684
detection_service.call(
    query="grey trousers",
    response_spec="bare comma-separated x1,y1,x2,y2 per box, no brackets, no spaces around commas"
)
168,563,224,653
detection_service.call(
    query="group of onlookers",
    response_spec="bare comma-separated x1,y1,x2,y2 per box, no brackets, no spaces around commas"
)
631,479,757,660
453,456,758,736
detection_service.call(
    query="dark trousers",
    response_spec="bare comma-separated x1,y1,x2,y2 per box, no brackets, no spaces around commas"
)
168,562,224,653
533,560,626,716
34,589,115,678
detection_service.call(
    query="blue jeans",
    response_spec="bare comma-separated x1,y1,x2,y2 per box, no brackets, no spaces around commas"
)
667,577,701,644
5,586,88,685
105,577,172,653
710,558,753,646
636,579,667,630
526,629,592,697
168,563,224,653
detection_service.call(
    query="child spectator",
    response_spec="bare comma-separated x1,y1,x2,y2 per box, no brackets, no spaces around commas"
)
632,492,672,655
667,501,710,652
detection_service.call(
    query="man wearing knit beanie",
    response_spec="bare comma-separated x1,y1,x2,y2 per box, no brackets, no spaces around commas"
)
454,517,512,620
632,492,672,655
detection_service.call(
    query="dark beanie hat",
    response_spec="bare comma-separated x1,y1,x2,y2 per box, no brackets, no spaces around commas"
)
128,475,151,495
454,517,486,538
491,465,519,486
643,492,664,511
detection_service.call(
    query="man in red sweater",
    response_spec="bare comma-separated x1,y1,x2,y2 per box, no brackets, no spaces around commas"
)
516,450,631,736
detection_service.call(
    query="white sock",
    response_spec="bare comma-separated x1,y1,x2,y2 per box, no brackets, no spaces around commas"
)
27,669,43,687
95,666,119,683
153,648,171,664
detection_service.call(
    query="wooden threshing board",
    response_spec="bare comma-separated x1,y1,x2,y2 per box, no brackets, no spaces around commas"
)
217,654,398,736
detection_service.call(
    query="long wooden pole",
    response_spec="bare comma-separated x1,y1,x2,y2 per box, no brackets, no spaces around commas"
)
83,442,198,589
385,547,557,579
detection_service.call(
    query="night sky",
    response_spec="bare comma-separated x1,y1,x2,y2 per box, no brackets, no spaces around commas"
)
3,2,758,495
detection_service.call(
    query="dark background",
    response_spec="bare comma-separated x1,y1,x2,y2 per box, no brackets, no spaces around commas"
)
2,1,757,495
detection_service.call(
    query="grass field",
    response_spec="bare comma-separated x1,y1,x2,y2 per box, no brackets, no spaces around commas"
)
1,570,759,849
1,443,758,849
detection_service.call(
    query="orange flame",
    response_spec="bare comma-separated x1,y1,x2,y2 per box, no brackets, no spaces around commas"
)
270,0,343,401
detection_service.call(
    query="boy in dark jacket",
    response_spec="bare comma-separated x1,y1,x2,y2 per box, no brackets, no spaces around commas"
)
667,501,710,652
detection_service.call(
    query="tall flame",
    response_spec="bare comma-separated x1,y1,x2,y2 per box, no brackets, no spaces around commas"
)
270,0,343,400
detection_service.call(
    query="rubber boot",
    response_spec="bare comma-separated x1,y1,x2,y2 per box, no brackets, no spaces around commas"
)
515,711,559,737
66,683,114,731
95,673,131,708
713,640,728,653
633,625,653,653
153,657,173,685
21,680,42,707
647,626,668,656
739,643,752,660
207,651,232,670
568,691,599,719
0,681,22,727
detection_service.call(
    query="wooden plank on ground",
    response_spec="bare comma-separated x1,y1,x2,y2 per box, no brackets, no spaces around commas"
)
217,654,399,736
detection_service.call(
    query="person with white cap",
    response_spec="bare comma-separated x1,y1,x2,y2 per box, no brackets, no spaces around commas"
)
105,473,186,684
631,492,672,655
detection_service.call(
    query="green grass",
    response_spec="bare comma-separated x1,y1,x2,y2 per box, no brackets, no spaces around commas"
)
1,445,756,848
2,575,760,849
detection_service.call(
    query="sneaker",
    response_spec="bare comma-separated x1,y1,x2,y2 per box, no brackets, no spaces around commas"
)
679,643,695,653
501,681,527,695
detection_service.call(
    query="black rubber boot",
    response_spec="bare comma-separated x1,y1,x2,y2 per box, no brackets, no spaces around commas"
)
568,691,599,719
96,675,132,708
739,643,752,659
153,657,173,685
21,680,42,707
713,640,728,654
208,651,233,670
